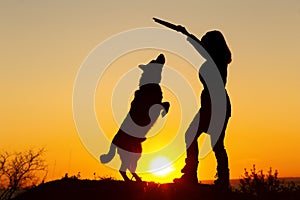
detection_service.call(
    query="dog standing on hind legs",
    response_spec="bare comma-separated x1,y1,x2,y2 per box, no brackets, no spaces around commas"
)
100,54,170,182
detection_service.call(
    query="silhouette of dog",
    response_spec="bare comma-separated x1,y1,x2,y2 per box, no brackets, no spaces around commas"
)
100,54,170,182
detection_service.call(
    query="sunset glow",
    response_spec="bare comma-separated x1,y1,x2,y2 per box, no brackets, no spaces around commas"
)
1,1,300,184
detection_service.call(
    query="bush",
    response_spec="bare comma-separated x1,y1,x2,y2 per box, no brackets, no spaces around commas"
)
239,164,281,196
238,164,300,199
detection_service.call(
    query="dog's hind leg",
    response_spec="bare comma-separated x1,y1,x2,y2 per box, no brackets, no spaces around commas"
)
131,172,142,182
119,150,131,182
129,154,142,182
119,162,130,182
119,170,130,182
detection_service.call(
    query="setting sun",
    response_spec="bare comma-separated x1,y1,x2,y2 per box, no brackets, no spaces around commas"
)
148,156,175,176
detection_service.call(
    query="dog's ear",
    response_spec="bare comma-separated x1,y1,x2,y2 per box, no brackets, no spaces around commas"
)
138,64,146,71
155,54,165,64
149,54,165,65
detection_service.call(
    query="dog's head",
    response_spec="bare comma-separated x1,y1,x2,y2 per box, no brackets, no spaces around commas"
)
138,54,165,71
138,54,165,86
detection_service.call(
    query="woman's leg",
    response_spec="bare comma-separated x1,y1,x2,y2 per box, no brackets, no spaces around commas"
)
212,117,230,187
174,111,203,184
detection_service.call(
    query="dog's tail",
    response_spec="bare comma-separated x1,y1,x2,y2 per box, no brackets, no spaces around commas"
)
100,143,117,164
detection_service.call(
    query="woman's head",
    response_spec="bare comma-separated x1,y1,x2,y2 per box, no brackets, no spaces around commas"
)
200,30,232,65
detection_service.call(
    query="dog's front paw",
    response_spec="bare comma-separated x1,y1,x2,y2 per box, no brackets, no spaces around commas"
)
161,102,170,117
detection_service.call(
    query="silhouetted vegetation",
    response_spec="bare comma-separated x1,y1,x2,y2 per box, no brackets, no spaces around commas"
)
61,172,81,180
235,165,300,199
238,164,281,195
0,148,47,200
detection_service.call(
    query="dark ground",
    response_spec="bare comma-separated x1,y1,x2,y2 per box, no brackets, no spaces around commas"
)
12,179,300,200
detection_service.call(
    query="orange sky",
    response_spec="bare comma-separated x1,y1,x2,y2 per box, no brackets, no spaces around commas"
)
1,1,300,183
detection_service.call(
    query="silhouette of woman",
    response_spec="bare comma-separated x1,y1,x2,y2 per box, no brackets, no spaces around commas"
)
174,30,232,188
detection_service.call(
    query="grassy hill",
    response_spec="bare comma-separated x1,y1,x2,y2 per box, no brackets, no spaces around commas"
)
12,178,300,200
13,179,216,200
